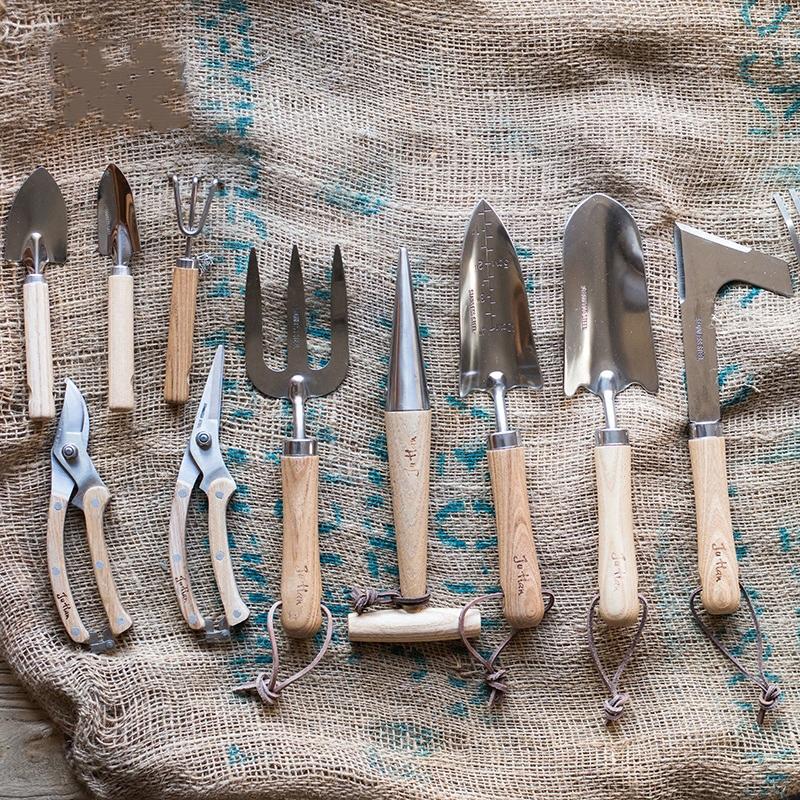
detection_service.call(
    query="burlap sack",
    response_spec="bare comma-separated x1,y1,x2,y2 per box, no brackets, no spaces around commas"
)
1,1,798,798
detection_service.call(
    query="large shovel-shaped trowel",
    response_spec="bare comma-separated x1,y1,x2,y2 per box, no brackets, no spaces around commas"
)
564,194,658,627
675,224,792,615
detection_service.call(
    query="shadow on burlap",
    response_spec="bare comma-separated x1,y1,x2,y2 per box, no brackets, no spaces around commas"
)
0,2,799,798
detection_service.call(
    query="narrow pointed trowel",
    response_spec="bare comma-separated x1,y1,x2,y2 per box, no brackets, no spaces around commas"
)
4,168,67,420
460,201,545,630
675,224,792,615
98,164,140,411
564,194,658,627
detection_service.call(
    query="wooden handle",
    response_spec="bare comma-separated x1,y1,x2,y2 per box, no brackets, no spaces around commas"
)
487,446,544,629
385,409,431,606
595,444,639,627
82,485,132,636
347,606,481,643
281,454,322,638
47,494,90,644
168,480,205,631
23,281,55,420
689,436,740,615
108,274,135,411
164,267,199,404
207,476,250,626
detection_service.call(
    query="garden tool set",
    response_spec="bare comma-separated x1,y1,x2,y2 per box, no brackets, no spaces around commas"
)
4,164,797,723
347,247,481,644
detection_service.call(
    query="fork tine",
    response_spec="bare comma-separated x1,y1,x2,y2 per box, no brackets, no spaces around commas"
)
310,245,349,396
286,245,309,373
775,192,800,264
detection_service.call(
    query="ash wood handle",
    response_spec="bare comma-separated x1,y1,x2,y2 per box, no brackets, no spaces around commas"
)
595,444,639,627
207,476,250,627
385,409,431,605
108,274,135,411
23,281,55,420
281,454,322,638
168,479,205,631
47,494,90,644
164,267,199,405
83,485,132,636
487,446,544,629
689,436,740,615
347,606,481,643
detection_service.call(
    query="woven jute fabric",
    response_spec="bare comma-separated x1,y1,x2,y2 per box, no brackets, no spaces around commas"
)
1,2,799,798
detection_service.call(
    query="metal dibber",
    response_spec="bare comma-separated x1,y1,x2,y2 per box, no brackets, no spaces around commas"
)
164,174,223,404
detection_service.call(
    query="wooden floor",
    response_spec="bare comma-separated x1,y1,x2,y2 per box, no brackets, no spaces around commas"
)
0,661,87,799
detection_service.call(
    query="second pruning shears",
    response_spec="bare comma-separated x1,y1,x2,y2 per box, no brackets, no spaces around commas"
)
168,345,250,640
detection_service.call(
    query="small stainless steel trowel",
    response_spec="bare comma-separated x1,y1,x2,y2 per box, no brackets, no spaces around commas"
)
98,164,140,411
4,167,68,420
459,201,545,630
675,224,792,615
564,194,658,628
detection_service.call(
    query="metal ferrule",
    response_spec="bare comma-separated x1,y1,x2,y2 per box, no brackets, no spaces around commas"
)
386,247,429,413
111,265,132,276
176,255,198,270
595,427,629,446
23,272,46,284
284,437,317,457
488,429,519,450
689,420,723,439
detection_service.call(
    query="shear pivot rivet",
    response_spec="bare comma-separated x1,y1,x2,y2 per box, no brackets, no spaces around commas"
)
196,431,212,449
62,444,78,461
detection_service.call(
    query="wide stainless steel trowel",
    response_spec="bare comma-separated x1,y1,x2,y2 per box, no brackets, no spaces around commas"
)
675,224,792,615
564,194,658,627
4,168,67,420
98,164,140,412
459,201,545,630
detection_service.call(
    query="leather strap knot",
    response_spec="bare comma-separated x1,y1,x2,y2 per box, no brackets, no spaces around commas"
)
587,594,648,726
689,582,782,726
349,586,430,613
602,692,630,724
458,590,554,708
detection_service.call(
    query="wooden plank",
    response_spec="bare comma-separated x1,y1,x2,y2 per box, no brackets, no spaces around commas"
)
0,660,87,799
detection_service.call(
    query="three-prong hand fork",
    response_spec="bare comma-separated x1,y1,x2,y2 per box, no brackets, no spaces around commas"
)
164,174,223,404
245,245,348,638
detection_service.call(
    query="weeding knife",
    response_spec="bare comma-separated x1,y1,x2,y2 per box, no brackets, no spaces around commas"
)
98,165,140,411
675,224,792,614
564,194,658,627
459,201,545,629
4,168,67,420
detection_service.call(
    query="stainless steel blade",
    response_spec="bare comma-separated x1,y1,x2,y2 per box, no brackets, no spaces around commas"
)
189,345,231,491
386,246,429,412
563,194,657,429
675,223,792,426
459,200,541,401
97,164,140,267
4,167,67,269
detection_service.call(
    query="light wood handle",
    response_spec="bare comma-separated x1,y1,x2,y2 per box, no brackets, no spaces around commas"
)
595,444,639,627
487,446,544,629
168,480,205,631
164,267,199,404
385,409,431,606
281,454,322,638
47,494,90,644
207,476,250,626
689,436,740,615
82,485,132,636
23,281,55,420
108,274,135,411
347,606,481,643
